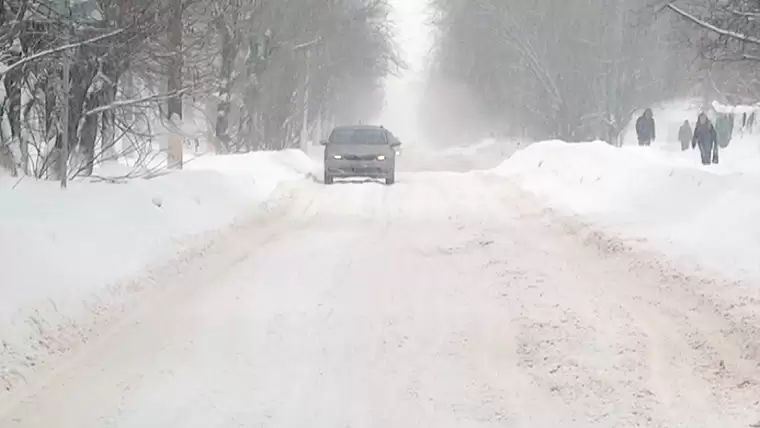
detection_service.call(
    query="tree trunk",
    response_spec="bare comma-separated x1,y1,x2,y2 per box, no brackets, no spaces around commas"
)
167,0,184,169
119,70,139,158
101,83,118,160
4,65,23,174
45,79,57,143
44,82,58,180
56,52,97,180
215,23,236,152
79,95,100,177
313,109,322,145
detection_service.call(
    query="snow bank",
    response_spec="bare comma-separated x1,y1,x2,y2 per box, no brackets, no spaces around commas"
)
712,100,760,114
493,140,760,281
0,150,316,390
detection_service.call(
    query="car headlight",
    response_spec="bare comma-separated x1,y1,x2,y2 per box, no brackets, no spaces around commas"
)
377,155,386,161
333,154,342,159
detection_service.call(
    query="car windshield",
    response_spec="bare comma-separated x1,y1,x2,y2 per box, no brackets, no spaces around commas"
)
330,128,387,145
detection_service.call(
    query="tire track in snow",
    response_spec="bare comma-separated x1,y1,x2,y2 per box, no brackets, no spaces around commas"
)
490,176,760,426
1,171,758,427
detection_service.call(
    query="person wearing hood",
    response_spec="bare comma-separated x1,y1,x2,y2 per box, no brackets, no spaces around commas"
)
678,120,693,151
692,112,719,165
636,108,656,146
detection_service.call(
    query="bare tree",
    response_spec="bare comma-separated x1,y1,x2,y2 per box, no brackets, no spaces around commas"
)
665,0,760,103
426,0,696,144
0,0,401,178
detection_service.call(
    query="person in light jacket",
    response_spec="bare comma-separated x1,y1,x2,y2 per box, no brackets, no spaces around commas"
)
678,120,693,151
692,113,719,165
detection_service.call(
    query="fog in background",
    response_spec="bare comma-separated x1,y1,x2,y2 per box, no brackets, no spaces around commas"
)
374,0,433,148
2,0,760,179
392,0,760,152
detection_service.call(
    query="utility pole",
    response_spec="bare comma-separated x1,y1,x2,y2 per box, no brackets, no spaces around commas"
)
60,0,72,188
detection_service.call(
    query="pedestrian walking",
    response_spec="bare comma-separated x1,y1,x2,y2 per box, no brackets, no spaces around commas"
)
678,120,693,151
692,113,719,165
636,108,656,146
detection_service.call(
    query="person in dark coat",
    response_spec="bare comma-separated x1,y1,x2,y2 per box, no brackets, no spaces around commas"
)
692,113,719,165
635,108,656,146
678,120,693,151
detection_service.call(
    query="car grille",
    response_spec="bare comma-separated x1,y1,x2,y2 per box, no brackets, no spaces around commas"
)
342,154,380,161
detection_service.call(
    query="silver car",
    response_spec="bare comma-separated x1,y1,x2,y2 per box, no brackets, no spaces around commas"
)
321,125,401,185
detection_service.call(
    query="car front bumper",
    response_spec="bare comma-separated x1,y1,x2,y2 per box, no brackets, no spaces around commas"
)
325,159,393,178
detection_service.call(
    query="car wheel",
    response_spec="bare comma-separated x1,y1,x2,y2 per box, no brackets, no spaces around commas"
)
324,173,334,185
385,173,395,185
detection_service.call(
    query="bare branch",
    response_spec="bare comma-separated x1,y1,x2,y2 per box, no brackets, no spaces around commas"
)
292,38,322,51
730,10,760,19
0,28,127,78
83,88,191,117
666,3,760,45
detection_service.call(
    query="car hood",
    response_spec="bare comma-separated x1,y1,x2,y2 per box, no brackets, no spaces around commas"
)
326,144,392,156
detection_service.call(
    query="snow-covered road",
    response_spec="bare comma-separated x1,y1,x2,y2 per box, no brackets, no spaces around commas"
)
1,172,758,427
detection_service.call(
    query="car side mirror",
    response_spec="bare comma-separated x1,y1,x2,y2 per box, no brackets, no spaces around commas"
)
320,140,328,146
391,141,401,147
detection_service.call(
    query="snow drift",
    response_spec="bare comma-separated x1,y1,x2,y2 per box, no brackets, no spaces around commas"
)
494,140,760,281
0,150,316,392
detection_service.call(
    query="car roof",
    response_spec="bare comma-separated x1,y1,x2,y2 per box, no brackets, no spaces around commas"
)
332,125,386,131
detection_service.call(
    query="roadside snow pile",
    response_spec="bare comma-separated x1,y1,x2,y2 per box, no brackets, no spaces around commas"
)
187,149,316,196
494,140,760,280
0,150,315,391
